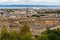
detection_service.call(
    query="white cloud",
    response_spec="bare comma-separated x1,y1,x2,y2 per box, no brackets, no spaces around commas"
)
0,0,8,3
29,0,60,5
29,0,59,3
0,0,60,5
0,0,27,4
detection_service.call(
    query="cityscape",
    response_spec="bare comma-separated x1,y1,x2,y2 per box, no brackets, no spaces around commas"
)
0,0,60,40
0,8,60,35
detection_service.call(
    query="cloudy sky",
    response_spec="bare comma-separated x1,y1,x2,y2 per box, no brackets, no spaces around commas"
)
0,0,60,5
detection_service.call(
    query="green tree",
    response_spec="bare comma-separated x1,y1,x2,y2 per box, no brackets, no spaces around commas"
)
36,34,48,40
48,33,58,40
0,26,18,40
0,26,10,40
20,23,31,35
19,23,32,40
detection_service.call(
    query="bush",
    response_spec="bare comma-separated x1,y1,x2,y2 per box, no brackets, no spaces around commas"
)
0,23,32,40
36,29,60,40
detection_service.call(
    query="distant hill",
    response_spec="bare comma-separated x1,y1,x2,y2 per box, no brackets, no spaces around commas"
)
0,5,60,7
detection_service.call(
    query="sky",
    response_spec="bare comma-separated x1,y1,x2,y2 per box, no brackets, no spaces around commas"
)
0,0,60,5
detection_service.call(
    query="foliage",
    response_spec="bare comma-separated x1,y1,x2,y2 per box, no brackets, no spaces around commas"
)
36,29,60,40
0,24,60,40
0,23,32,40
20,23,32,40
